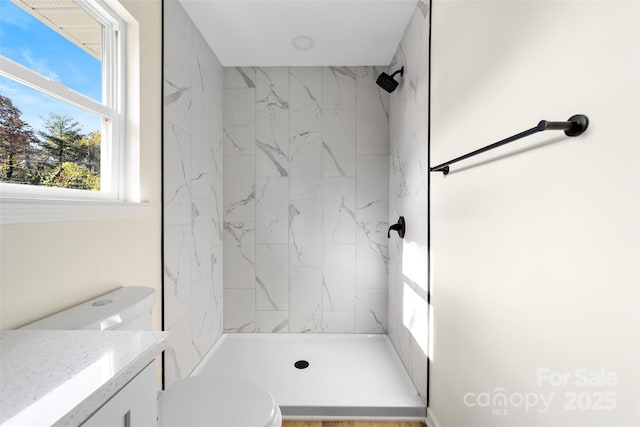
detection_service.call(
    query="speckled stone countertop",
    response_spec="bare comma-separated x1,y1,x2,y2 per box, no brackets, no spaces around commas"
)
0,330,168,427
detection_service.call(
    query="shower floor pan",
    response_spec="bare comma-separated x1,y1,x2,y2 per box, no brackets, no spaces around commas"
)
191,333,426,419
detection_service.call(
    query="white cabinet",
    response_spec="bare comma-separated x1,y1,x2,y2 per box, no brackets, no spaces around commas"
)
82,363,157,427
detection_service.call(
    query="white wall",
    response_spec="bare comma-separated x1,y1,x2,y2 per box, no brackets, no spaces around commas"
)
388,0,430,402
430,1,639,426
163,0,224,387
222,66,390,333
0,0,162,334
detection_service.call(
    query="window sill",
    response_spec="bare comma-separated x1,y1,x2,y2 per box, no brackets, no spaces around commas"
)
0,198,156,225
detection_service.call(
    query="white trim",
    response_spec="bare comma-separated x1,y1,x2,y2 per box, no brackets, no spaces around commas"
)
0,57,113,120
427,407,443,427
1,182,114,202
0,198,155,224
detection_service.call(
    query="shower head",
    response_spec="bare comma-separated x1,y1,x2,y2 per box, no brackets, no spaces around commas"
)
376,66,404,93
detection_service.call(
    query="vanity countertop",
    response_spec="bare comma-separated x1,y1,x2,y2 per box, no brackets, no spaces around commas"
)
0,329,168,427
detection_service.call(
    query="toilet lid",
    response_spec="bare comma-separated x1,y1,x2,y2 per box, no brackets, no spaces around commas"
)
159,376,279,427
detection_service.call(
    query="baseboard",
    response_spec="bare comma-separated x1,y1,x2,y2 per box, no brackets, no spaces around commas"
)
426,407,443,427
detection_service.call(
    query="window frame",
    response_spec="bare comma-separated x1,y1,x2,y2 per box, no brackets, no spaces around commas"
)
0,0,126,202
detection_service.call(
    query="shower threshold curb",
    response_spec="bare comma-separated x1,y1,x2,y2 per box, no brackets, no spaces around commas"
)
281,405,427,419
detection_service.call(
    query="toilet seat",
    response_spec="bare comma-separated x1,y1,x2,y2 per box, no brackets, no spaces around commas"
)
159,376,282,427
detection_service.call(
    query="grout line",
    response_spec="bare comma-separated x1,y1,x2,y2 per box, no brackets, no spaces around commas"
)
320,66,324,333
287,66,291,333
254,67,257,332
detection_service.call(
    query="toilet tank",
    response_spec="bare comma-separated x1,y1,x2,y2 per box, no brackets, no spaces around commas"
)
21,286,156,331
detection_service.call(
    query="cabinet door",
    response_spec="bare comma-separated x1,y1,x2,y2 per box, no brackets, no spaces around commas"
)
82,363,157,427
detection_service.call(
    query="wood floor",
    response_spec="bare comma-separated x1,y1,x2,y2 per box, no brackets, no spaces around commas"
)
282,422,426,427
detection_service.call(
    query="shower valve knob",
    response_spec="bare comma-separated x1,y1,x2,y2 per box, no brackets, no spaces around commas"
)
388,216,405,239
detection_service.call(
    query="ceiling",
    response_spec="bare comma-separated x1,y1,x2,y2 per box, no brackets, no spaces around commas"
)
178,0,418,67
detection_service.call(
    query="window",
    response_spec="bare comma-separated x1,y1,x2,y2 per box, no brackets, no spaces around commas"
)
0,0,124,201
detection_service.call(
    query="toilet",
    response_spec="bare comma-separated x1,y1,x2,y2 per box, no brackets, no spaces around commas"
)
21,286,282,427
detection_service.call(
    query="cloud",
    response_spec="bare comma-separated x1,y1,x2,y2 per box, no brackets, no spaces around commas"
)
21,49,61,81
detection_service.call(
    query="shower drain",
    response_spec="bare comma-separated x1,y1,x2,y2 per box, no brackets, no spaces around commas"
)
294,360,309,369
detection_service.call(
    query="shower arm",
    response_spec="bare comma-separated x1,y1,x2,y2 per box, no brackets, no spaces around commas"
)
390,67,404,78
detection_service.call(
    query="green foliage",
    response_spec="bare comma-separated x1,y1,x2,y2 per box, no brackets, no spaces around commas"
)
39,113,83,165
0,94,42,184
44,162,100,190
0,93,101,191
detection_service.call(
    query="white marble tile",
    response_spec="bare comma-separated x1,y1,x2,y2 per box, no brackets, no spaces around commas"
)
223,289,255,332
322,66,356,110
410,335,428,401
211,244,224,343
322,109,355,177
164,315,193,387
212,244,223,314
289,267,322,333
323,177,356,244
191,111,215,198
163,122,191,226
386,258,403,343
164,21,192,134
289,131,321,199
164,225,192,329
401,277,428,360
322,245,355,311
211,104,224,176
392,320,413,384
256,109,288,177
356,87,389,154
398,127,428,228
356,155,389,223
191,274,214,362
256,244,288,311
355,288,387,333
256,177,289,244
401,225,428,292
164,0,192,45
223,88,256,156
389,141,409,213
191,29,210,114
224,67,256,89
164,4,224,379
211,174,224,244
223,155,255,221
356,66,388,88
256,67,289,111
356,221,389,289
191,196,213,281
289,67,322,134
200,44,223,113
322,311,355,333
223,221,255,289
255,311,289,333
289,199,322,267
386,0,430,400
212,61,224,109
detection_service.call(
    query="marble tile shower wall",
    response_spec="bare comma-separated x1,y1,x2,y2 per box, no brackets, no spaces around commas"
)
223,66,390,334
163,0,224,387
387,0,430,401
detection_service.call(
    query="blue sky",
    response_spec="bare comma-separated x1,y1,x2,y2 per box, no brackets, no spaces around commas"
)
0,0,102,134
